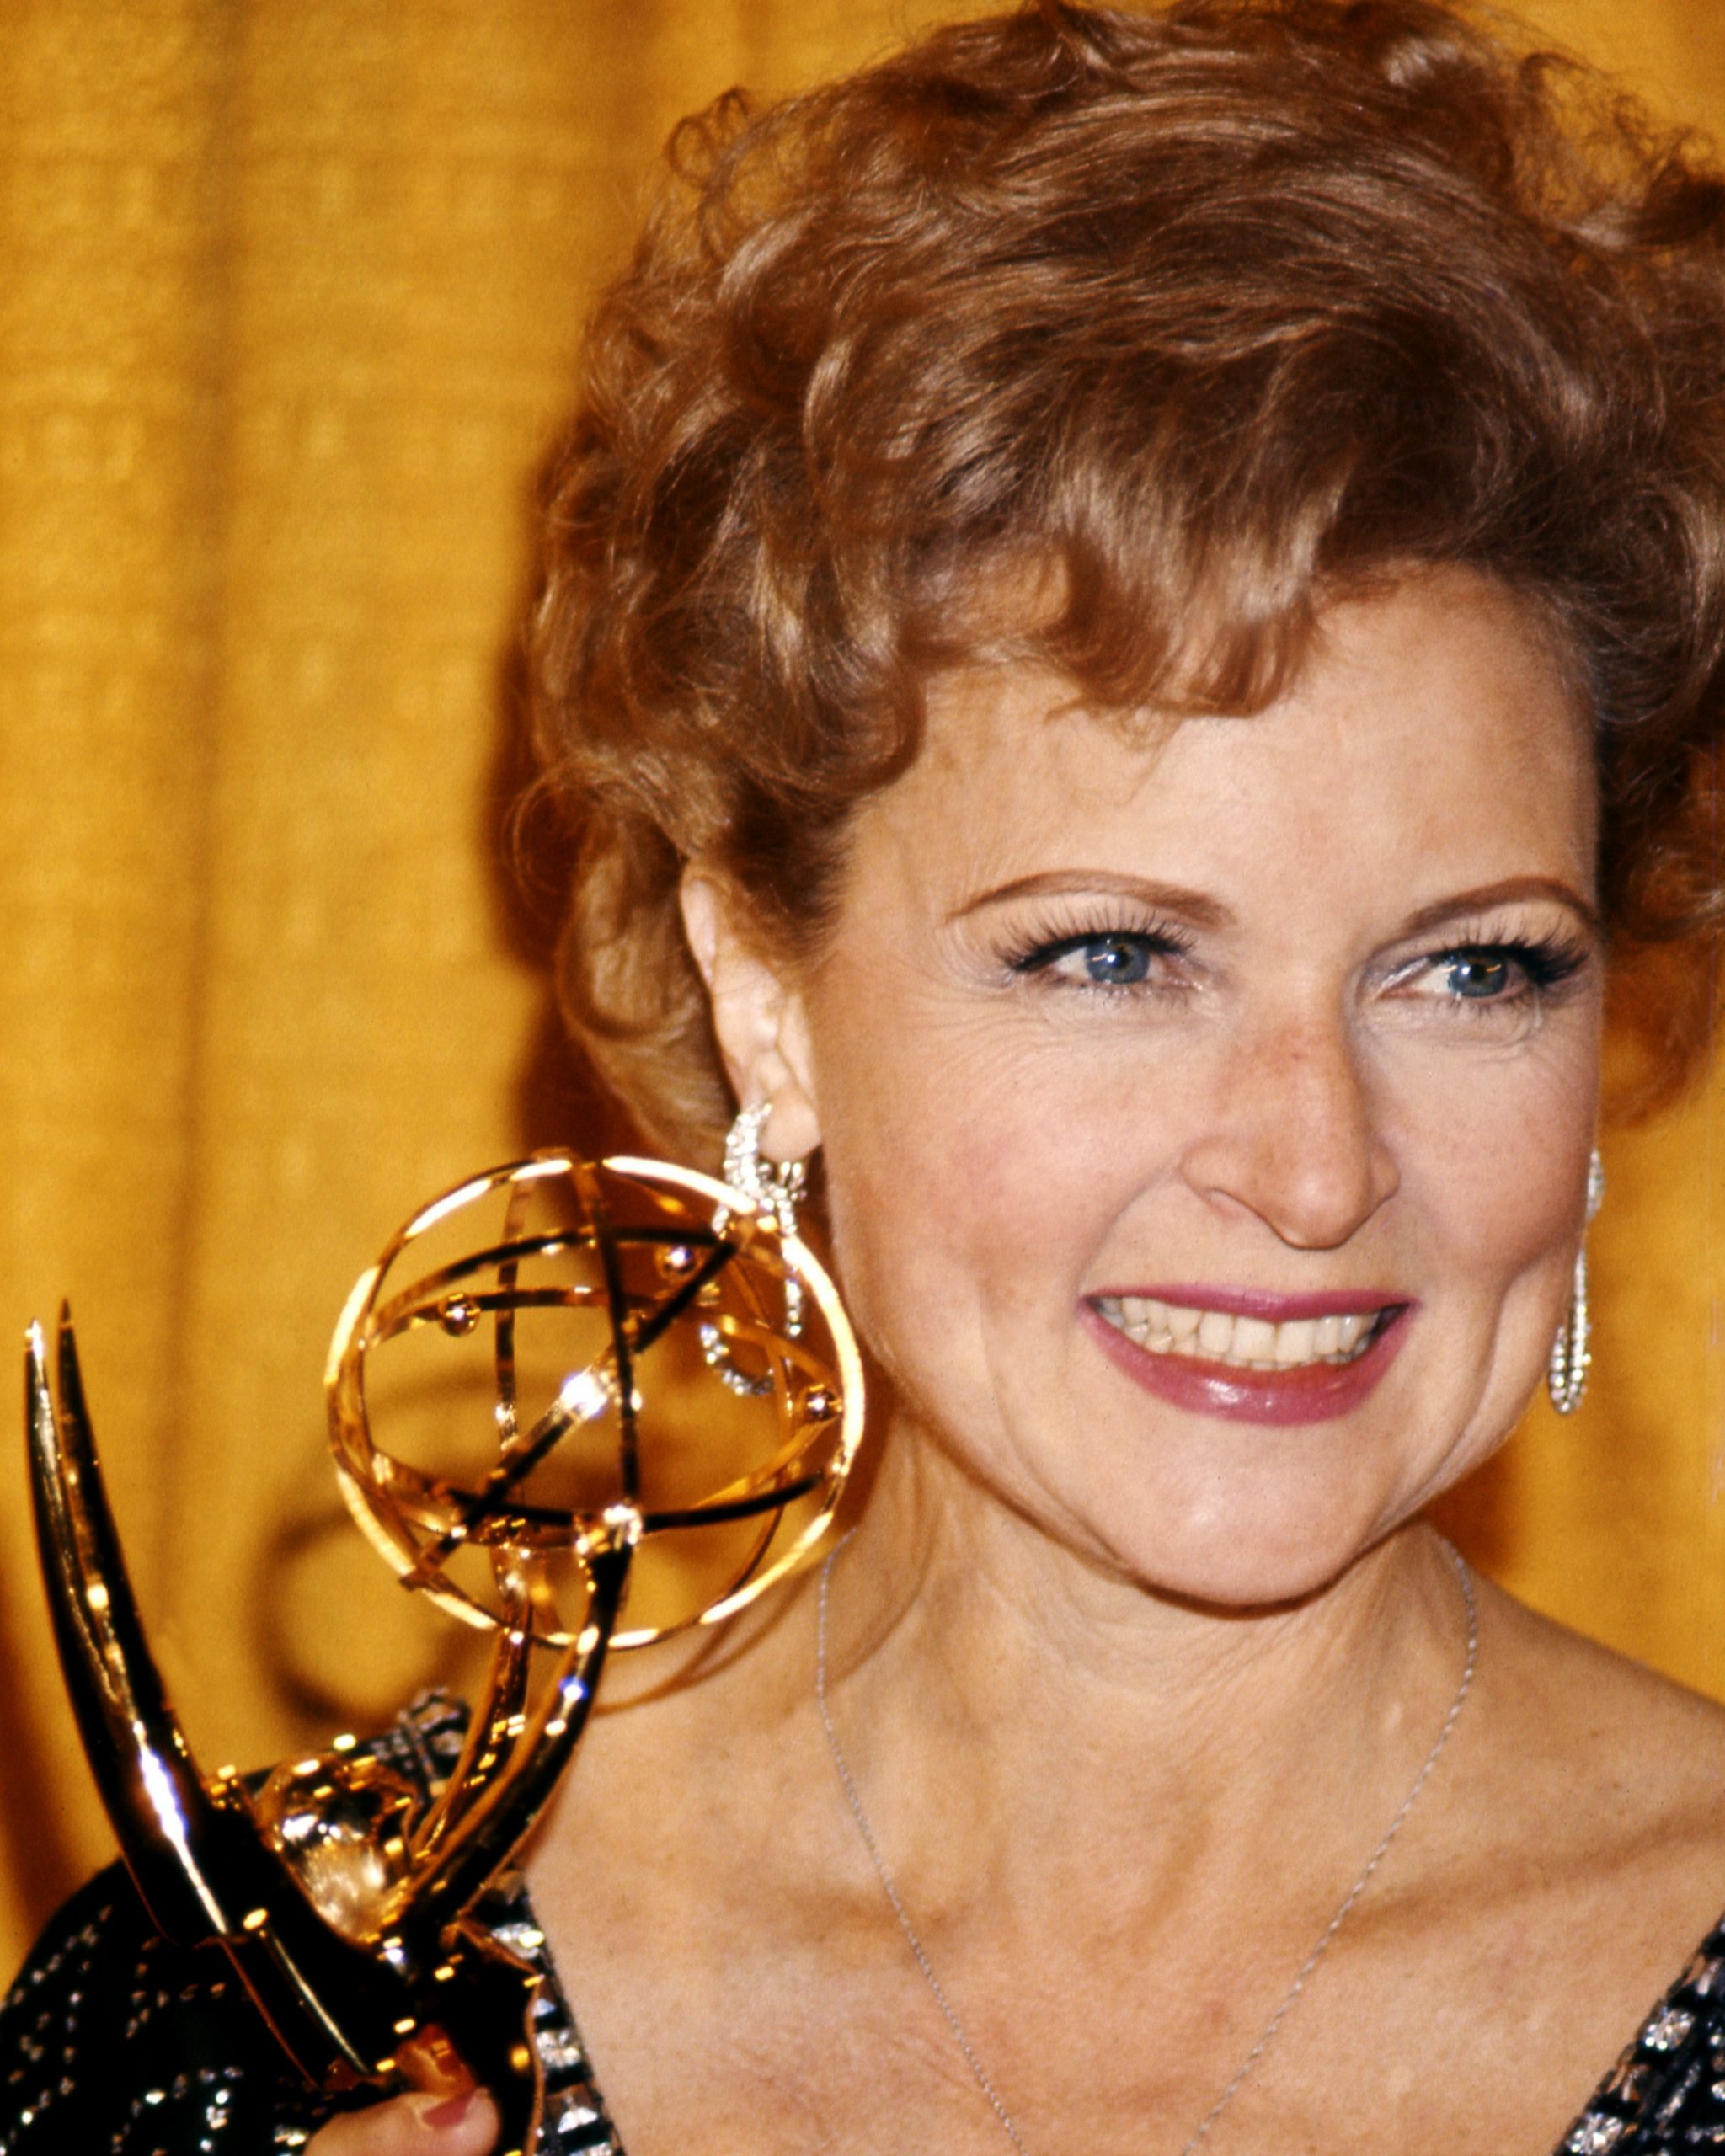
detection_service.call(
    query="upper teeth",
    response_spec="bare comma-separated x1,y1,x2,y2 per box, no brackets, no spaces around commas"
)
1094,1296,1386,1369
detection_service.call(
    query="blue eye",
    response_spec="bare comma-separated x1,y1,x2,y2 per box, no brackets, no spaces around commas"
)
1075,934,1153,985
1007,926,1181,988
1397,936,1590,1011
1439,953,1514,1000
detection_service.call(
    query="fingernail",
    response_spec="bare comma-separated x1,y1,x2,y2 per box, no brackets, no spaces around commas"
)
418,2090,478,2129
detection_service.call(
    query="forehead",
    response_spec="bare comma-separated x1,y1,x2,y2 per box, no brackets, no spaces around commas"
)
852,571,1596,909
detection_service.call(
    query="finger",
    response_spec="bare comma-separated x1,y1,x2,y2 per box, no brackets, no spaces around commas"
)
397,2024,478,2098
306,2087,501,2156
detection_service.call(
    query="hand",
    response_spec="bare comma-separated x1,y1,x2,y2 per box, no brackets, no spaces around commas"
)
306,2031,499,2155
304,2088,500,2154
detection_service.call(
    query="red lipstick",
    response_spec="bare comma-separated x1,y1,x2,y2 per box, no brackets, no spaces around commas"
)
1080,1295,1413,1428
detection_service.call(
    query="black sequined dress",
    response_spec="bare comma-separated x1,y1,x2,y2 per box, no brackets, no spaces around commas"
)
1,1693,1721,2154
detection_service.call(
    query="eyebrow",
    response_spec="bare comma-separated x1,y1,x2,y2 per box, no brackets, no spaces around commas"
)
948,869,1599,937
1397,878,1601,938
948,871,1233,928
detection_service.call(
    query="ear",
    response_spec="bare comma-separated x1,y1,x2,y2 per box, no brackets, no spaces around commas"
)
680,869,822,1162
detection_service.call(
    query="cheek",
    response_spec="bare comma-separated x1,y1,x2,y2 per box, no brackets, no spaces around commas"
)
817,1025,1058,1332
1386,1042,1596,1294
1367,1036,1598,1473
808,987,1174,1398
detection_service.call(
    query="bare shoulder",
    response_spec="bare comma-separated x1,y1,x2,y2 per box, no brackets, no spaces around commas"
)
1365,1571,1725,2134
1466,1571,1725,1882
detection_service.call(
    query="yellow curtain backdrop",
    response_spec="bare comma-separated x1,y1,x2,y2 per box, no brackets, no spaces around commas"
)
0,0,1720,1988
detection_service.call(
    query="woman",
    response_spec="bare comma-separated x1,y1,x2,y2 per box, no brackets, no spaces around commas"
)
7,0,1725,2150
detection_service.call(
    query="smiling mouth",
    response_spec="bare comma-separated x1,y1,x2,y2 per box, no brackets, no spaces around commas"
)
1090,1295,1399,1372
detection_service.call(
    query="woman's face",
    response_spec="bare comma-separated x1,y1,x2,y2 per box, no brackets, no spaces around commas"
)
741,571,1602,1606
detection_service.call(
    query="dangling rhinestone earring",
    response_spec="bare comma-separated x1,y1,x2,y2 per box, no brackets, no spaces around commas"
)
1548,1149,1605,1416
703,1102,810,1396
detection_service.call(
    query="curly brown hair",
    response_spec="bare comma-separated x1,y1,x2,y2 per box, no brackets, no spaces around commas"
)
529,0,1725,1162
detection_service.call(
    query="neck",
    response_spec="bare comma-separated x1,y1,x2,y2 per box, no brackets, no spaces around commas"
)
814,1420,1472,1919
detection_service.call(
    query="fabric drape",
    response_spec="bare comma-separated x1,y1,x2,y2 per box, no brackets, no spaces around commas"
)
0,0,1720,1987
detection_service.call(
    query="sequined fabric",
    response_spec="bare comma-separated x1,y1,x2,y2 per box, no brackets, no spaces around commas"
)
0,1698,619,2154
4,1694,1725,2154
1558,1932,1725,2151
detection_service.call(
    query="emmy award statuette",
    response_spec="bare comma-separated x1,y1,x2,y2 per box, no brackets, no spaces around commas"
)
25,1152,863,2154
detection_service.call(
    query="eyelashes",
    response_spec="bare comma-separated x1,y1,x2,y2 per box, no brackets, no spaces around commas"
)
998,906,1594,1010
1003,909,1194,988
1393,922,1593,1007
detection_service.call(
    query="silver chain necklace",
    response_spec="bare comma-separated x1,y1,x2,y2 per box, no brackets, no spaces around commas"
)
814,1535,1477,2155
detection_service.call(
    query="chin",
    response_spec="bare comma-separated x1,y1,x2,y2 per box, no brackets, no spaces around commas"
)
1067,1502,1398,1614
1020,1403,1444,1614
1044,1315,1535,1600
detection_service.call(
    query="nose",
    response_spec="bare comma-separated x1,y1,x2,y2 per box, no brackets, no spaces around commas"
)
1177,1005,1397,1249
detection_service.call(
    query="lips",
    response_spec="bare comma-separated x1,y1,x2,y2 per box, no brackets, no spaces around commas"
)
1081,1288,1414,1427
